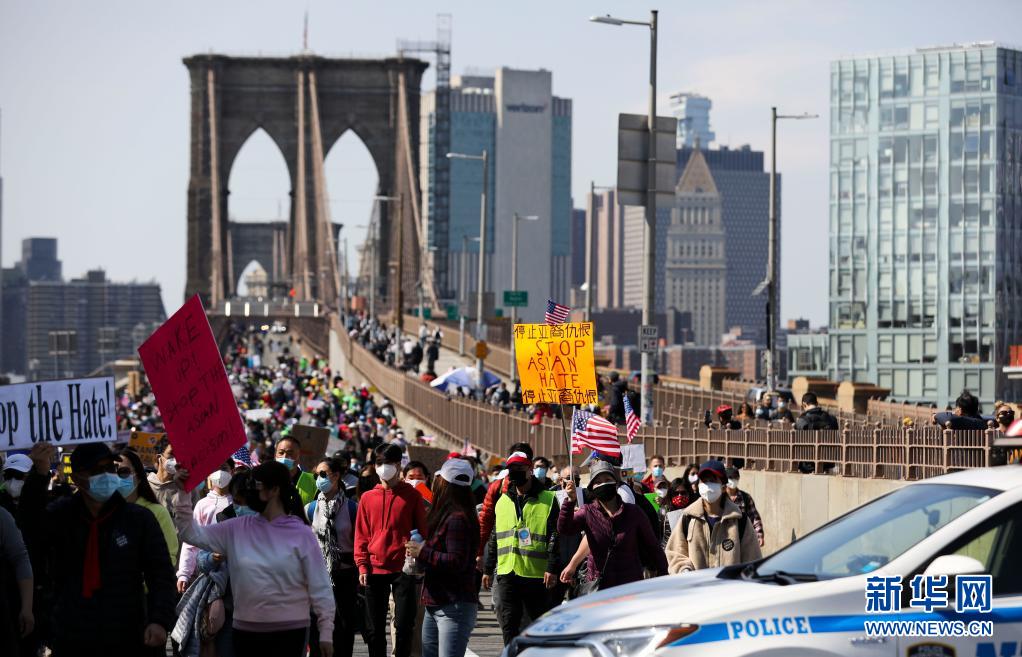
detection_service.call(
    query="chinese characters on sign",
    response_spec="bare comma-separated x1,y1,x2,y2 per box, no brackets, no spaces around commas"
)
865,574,993,614
512,322,598,406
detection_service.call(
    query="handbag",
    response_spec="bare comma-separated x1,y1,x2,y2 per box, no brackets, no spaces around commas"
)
577,534,618,596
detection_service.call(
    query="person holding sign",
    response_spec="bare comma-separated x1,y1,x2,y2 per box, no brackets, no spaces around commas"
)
180,461,335,657
24,442,176,656
557,461,667,594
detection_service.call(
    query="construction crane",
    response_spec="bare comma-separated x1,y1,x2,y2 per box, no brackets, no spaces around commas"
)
397,13,451,312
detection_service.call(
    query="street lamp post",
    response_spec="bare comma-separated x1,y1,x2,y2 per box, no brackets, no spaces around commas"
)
510,213,540,381
447,150,489,397
591,10,658,425
375,195,403,334
764,107,818,391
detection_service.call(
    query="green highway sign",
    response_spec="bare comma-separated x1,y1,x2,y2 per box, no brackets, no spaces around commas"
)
503,290,528,307
445,304,459,321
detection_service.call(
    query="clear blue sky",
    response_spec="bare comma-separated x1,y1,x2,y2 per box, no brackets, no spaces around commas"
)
1,0,1019,325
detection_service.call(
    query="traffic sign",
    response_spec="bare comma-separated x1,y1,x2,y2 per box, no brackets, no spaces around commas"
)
638,324,659,353
445,304,459,321
503,290,528,307
475,341,489,360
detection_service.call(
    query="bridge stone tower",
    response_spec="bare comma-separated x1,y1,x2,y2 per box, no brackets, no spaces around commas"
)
184,53,428,310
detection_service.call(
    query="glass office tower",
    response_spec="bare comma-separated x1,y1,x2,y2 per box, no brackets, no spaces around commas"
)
829,43,1022,405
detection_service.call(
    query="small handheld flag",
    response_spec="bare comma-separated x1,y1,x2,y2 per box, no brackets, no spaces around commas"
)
623,394,641,443
571,408,621,457
545,298,571,325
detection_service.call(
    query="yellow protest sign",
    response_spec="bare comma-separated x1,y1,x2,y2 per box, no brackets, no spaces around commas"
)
513,322,597,406
128,431,165,468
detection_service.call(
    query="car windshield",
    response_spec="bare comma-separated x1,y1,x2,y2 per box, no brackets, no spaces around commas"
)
754,484,996,580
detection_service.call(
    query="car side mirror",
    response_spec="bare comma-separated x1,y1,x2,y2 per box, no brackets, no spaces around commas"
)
923,554,986,578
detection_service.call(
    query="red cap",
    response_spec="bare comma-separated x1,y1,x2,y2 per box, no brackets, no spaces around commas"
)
715,404,733,415
505,451,531,467
446,451,463,460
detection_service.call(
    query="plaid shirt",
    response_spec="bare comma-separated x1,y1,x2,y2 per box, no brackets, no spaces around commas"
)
417,511,479,607
729,489,764,543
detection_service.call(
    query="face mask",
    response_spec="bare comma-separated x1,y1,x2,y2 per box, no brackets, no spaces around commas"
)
655,487,668,498
549,471,560,484
116,475,137,499
533,467,548,480
234,504,258,517
727,480,739,491
376,463,398,483
592,482,618,502
5,479,24,499
405,478,425,488
652,466,664,478
350,459,359,470
276,457,295,470
507,469,528,486
209,470,232,490
698,481,723,504
671,494,687,508
632,472,644,482
163,457,177,476
688,474,699,484
87,473,121,503
316,475,333,493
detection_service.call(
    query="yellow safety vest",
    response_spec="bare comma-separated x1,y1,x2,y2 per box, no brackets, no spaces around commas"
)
494,489,554,578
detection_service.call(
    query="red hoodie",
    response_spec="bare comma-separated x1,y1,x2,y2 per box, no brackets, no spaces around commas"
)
354,481,428,575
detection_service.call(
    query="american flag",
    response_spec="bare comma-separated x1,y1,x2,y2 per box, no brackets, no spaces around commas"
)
623,394,641,443
571,409,621,457
545,298,571,325
232,445,253,468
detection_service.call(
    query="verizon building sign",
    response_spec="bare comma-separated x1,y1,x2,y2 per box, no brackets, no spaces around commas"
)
0,377,117,451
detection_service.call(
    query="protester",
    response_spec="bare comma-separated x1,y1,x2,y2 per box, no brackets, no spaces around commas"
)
477,442,534,560
665,460,761,574
725,467,765,548
275,436,318,505
307,456,359,657
181,461,335,657
736,402,756,423
483,451,560,645
403,460,433,505
715,405,742,430
354,443,427,657
995,402,1017,434
755,393,774,421
406,458,479,657
639,454,666,492
532,457,552,489
115,448,180,567
149,436,194,537
27,442,176,656
932,390,989,430
793,393,839,430
558,461,667,593
771,400,796,423
0,505,32,657
0,454,31,514
177,459,234,592
549,466,583,604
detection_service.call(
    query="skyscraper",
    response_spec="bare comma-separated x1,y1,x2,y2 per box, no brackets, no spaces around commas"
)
828,43,1022,405
421,68,573,321
670,92,716,148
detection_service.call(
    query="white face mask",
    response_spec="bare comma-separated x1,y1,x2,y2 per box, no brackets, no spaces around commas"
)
405,478,425,488
698,481,723,504
209,470,232,491
376,463,398,483
5,479,24,499
688,474,699,484
727,480,739,491
655,487,668,498
163,457,177,476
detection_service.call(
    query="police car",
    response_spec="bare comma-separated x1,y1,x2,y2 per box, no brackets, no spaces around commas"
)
507,466,1022,657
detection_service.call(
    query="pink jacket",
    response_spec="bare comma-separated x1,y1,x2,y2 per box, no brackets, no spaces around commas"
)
176,491,232,583
183,514,335,637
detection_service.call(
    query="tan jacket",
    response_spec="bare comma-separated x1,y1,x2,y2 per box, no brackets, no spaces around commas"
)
666,497,762,574
147,472,194,539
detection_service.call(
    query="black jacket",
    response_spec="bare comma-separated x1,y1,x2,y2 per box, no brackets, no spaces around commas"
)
36,492,176,646
794,407,839,430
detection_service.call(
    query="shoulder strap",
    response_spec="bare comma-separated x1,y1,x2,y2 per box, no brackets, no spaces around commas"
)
306,499,317,521
681,513,691,539
348,499,357,523
738,513,747,542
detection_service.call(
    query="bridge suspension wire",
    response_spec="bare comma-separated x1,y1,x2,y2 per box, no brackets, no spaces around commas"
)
207,67,225,306
293,69,312,299
307,69,342,309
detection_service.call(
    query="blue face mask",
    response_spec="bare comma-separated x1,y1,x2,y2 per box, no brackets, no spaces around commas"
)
652,466,664,478
234,504,258,517
316,475,333,493
533,467,548,481
87,473,121,503
277,457,296,470
116,475,137,499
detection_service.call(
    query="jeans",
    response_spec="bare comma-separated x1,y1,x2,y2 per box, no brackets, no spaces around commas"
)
421,602,478,657
364,572,418,657
493,574,552,645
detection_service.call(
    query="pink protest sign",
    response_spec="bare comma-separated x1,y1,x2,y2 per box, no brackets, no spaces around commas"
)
138,295,244,492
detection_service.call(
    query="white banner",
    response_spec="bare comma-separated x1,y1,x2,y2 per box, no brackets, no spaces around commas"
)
0,377,117,451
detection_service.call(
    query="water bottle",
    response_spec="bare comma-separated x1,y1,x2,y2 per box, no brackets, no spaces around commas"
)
403,529,423,575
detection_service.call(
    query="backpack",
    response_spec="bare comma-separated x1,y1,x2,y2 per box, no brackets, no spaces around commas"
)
306,497,357,524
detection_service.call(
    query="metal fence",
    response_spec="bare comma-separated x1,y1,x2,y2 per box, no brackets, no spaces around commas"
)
334,323,993,481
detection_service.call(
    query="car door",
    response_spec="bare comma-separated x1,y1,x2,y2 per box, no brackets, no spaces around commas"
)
898,501,1022,657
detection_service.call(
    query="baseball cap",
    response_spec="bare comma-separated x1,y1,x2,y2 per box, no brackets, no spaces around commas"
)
505,451,531,467
698,460,727,483
437,458,474,487
70,443,114,473
587,460,621,488
2,454,32,474
715,404,733,415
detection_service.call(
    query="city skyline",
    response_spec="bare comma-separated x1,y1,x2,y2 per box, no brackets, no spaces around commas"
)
2,1,1021,325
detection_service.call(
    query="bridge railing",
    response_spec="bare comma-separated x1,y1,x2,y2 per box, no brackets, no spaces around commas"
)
333,322,993,480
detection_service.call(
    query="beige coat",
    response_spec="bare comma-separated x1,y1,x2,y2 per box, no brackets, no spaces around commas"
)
147,472,194,539
666,497,762,574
